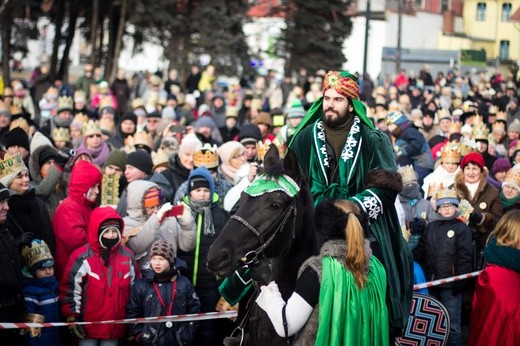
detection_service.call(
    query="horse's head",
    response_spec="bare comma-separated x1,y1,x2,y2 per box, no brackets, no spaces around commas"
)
207,144,309,278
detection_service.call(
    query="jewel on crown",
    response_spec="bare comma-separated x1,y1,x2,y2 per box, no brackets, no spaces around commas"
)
0,153,26,179
440,141,462,163
194,143,219,168
83,119,101,136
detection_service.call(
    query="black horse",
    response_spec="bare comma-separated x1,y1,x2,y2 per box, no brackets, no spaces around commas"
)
207,145,321,345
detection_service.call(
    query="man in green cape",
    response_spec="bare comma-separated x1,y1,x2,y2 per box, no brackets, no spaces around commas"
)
288,70,413,337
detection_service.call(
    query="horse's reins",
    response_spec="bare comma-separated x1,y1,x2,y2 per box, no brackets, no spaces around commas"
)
230,200,297,265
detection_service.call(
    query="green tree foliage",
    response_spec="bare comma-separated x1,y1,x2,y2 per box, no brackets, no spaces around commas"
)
284,0,352,74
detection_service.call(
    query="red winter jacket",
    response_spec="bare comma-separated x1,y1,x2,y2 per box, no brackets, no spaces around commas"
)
60,206,140,340
53,161,102,280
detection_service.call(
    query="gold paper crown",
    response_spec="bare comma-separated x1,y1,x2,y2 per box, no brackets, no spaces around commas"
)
133,131,153,151
0,153,26,179
472,123,489,141
9,118,29,135
488,105,499,115
131,98,146,111
74,90,87,103
437,108,451,119
492,121,506,133
496,111,507,123
397,165,417,184
52,127,71,142
73,112,90,125
435,187,457,201
256,139,285,162
427,182,445,198
152,148,169,169
226,107,238,118
98,97,115,110
459,138,480,156
101,173,120,206
194,143,219,168
470,114,484,126
440,141,462,163
504,168,520,188
99,118,115,133
22,240,53,270
83,119,101,136
57,96,73,112
448,121,461,134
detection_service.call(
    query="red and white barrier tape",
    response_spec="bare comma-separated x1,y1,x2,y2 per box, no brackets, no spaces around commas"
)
413,270,482,290
0,311,238,330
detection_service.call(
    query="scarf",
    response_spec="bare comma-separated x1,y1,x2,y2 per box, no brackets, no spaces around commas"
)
399,183,422,200
220,163,239,185
484,236,520,274
315,256,388,346
154,266,177,283
78,141,111,166
500,191,520,209
190,199,215,236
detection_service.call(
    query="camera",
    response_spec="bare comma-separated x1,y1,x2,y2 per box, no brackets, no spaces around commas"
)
169,125,186,134
57,148,76,160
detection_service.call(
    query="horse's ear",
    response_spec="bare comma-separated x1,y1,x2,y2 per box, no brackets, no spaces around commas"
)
263,144,280,169
283,148,301,181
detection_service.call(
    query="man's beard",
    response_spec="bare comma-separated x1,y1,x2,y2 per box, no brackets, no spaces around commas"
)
322,107,351,127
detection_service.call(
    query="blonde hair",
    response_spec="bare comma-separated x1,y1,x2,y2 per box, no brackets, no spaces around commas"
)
489,210,520,248
333,200,368,289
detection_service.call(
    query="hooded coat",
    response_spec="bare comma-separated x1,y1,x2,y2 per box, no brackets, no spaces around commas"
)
60,207,139,340
124,180,196,269
53,161,102,278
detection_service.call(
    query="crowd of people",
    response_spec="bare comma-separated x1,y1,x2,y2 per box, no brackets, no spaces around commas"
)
0,62,518,346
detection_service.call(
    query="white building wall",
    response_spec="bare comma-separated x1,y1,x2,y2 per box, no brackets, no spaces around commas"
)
385,11,442,49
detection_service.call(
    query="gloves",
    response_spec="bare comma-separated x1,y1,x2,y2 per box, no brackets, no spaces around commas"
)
248,256,273,286
156,202,173,221
469,212,484,225
176,202,194,228
410,218,426,235
16,232,34,248
67,317,86,339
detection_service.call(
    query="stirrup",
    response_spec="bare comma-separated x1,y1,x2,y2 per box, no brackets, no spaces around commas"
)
223,326,245,346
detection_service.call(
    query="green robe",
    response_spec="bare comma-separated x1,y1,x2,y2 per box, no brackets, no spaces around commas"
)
290,106,413,332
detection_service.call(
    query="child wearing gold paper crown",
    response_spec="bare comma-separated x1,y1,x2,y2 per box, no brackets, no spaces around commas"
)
412,188,473,346
21,239,62,346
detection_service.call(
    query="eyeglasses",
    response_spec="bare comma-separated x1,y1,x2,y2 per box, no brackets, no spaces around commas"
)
87,134,101,138
232,152,247,159
439,204,455,210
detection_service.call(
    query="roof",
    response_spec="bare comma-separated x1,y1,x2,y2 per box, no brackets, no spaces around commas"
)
510,6,520,22
247,0,287,18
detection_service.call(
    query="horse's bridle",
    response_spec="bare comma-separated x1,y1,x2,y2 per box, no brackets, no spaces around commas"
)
230,200,297,265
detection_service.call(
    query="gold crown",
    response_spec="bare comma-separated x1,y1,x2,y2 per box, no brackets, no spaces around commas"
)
21,240,53,270
73,112,90,125
488,105,499,115
132,131,153,151
9,118,29,135
427,182,445,198
496,111,507,122
437,108,451,119
101,173,120,206
492,121,506,133
131,98,146,111
74,90,87,103
194,143,219,168
441,141,462,163
52,127,71,142
472,123,489,141
459,138,480,156
0,153,26,180
98,97,115,110
226,107,238,118
57,96,73,112
152,148,169,169
83,119,101,136
435,187,457,201
448,121,461,134
397,165,417,184
256,139,285,162
504,168,520,188
99,118,115,133
470,114,484,126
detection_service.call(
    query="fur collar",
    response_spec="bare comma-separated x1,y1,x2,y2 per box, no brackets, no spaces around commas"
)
454,168,489,204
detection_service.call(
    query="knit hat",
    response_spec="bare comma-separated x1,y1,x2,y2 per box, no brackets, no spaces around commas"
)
188,167,215,197
254,112,273,127
38,147,59,168
4,127,29,151
119,112,138,126
126,151,153,175
0,153,28,188
104,150,127,172
150,239,175,264
72,148,92,166
143,187,160,208
146,111,162,119
386,111,409,126
460,152,485,170
98,218,121,249
178,133,203,156
286,100,306,119
0,183,9,201
492,158,511,175
435,188,459,209
161,106,176,120
22,239,54,273
189,176,210,191
218,140,246,165
196,116,216,131
238,124,262,145
508,121,520,133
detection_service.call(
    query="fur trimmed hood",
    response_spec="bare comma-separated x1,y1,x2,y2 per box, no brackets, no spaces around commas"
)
454,167,489,203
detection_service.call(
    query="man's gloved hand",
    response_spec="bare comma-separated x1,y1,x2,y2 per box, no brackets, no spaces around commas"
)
469,212,484,225
156,202,173,221
176,202,194,228
17,232,35,248
248,256,273,286
410,218,426,235
67,317,86,339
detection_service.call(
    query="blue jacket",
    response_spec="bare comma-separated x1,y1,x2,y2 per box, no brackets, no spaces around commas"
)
22,276,62,346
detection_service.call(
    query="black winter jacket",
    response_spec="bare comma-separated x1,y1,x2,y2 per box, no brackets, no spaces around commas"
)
0,223,24,311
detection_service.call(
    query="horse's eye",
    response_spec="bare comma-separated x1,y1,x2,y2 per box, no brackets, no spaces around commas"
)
269,203,281,209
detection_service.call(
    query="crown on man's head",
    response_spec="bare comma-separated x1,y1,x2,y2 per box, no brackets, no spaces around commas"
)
133,131,153,151
256,139,285,162
194,143,219,168
397,165,417,184
152,148,169,169
83,119,101,137
131,98,146,111
441,141,462,163
52,127,71,142
73,112,90,125
57,96,73,112
98,97,115,110
472,123,489,141
0,153,26,180
101,173,120,206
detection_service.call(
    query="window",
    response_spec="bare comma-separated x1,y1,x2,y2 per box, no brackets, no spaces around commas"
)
502,3,512,21
500,40,510,60
441,0,450,12
476,2,486,21
414,0,424,9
